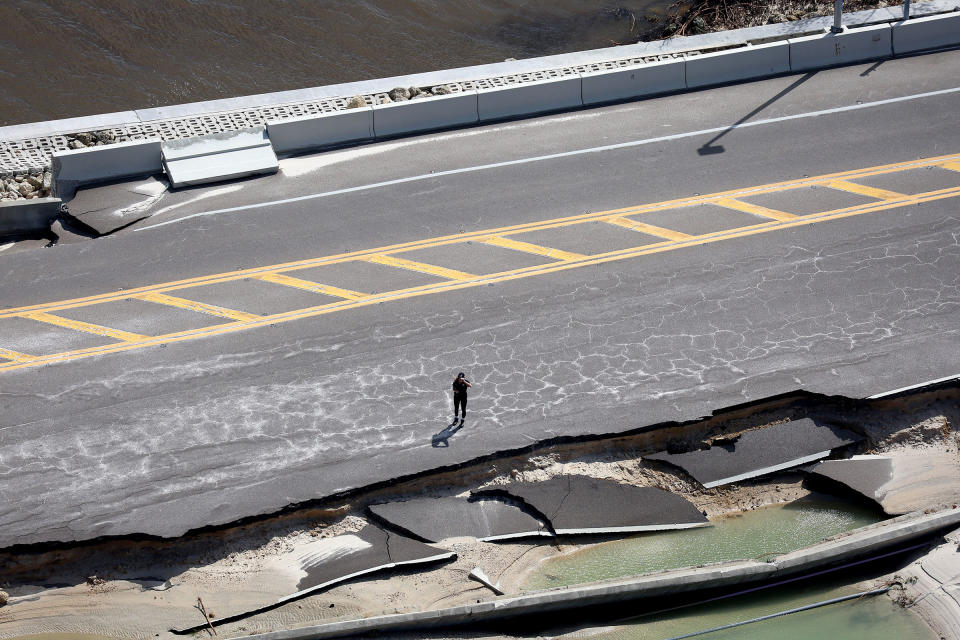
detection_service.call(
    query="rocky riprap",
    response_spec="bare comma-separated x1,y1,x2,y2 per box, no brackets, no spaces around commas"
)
0,169,53,201
345,84,454,108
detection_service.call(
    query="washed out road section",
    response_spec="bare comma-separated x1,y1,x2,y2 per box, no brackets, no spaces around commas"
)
1,56,959,547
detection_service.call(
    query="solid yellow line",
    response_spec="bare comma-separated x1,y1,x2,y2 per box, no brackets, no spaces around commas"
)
21,311,148,343
3,152,960,321
604,216,693,241
135,292,261,322
715,198,798,222
6,185,960,373
0,348,35,363
828,180,905,200
365,254,477,280
940,161,960,172
483,235,585,261
256,273,367,300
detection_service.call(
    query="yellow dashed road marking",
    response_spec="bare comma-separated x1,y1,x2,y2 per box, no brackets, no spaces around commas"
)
714,198,799,222
828,180,905,200
365,254,477,280
604,216,694,241
482,235,585,261
3,153,960,373
256,273,367,300
21,311,148,343
3,152,960,321
135,292,261,322
0,348,35,363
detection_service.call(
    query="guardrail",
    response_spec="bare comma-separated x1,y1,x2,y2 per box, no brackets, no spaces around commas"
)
1,2,958,197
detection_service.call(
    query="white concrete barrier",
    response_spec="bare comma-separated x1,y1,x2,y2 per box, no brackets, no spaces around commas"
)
0,198,62,236
789,23,892,71
477,75,582,121
52,138,162,187
892,12,960,55
372,91,479,138
266,107,374,155
162,127,278,188
581,58,686,105
685,41,791,88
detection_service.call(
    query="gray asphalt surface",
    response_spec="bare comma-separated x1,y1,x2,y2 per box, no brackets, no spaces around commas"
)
1,51,959,547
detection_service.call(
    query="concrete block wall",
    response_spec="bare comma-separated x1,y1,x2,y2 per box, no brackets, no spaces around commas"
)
477,75,583,121
372,91,479,137
52,138,162,187
685,41,791,88
581,58,685,105
266,107,374,155
789,23,893,71
0,197,62,236
892,11,960,54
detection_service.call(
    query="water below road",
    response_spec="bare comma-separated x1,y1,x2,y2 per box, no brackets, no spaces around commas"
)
0,0,672,126
576,579,934,640
525,498,932,640
523,497,884,590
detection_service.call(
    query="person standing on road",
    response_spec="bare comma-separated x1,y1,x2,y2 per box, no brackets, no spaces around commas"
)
452,372,472,425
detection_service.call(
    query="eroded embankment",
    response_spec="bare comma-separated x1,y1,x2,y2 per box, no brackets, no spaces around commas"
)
0,385,957,639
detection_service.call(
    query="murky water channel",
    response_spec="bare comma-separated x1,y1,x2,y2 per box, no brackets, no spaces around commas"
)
575,579,934,640
524,497,883,590
525,497,933,640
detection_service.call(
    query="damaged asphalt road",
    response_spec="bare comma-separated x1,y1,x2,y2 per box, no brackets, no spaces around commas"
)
0,54,959,548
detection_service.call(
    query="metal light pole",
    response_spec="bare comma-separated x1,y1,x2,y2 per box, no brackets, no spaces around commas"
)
831,0,844,33
904,0,911,19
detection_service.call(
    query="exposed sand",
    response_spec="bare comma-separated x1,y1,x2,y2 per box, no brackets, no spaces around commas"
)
1,390,957,640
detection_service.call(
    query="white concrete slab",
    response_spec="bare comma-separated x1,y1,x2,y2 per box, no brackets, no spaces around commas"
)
161,127,279,188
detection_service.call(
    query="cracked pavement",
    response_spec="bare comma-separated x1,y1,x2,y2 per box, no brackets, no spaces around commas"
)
1,53,959,547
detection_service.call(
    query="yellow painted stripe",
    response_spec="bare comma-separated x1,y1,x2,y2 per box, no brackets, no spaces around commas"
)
604,216,693,241
483,235,585,261
22,311,148,342
828,180,905,200
3,152,960,321
4,185,960,373
940,161,960,172
715,198,798,222
257,273,367,300
135,292,261,322
0,348,35,363
366,254,477,280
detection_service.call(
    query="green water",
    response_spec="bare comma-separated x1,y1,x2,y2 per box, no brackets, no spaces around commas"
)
524,498,883,590
578,579,934,640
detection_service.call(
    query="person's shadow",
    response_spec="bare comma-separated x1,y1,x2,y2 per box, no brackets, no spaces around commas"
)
431,420,463,447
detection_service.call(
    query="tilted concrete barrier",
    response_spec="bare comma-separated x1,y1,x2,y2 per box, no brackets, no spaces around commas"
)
892,12,960,55
52,138,162,188
372,91,479,138
581,58,686,105
162,127,279,188
266,107,374,156
0,198,62,236
477,75,583,121
685,41,791,88
789,23,893,71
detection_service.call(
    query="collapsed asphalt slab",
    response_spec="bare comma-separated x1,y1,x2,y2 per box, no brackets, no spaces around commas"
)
645,418,863,488
369,496,548,542
805,455,894,509
283,524,454,602
474,476,709,534
172,524,453,635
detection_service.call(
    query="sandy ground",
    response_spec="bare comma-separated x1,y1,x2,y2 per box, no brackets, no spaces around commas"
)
0,390,958,640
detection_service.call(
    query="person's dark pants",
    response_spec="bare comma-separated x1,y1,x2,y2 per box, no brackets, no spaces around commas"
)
453,393,467,420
